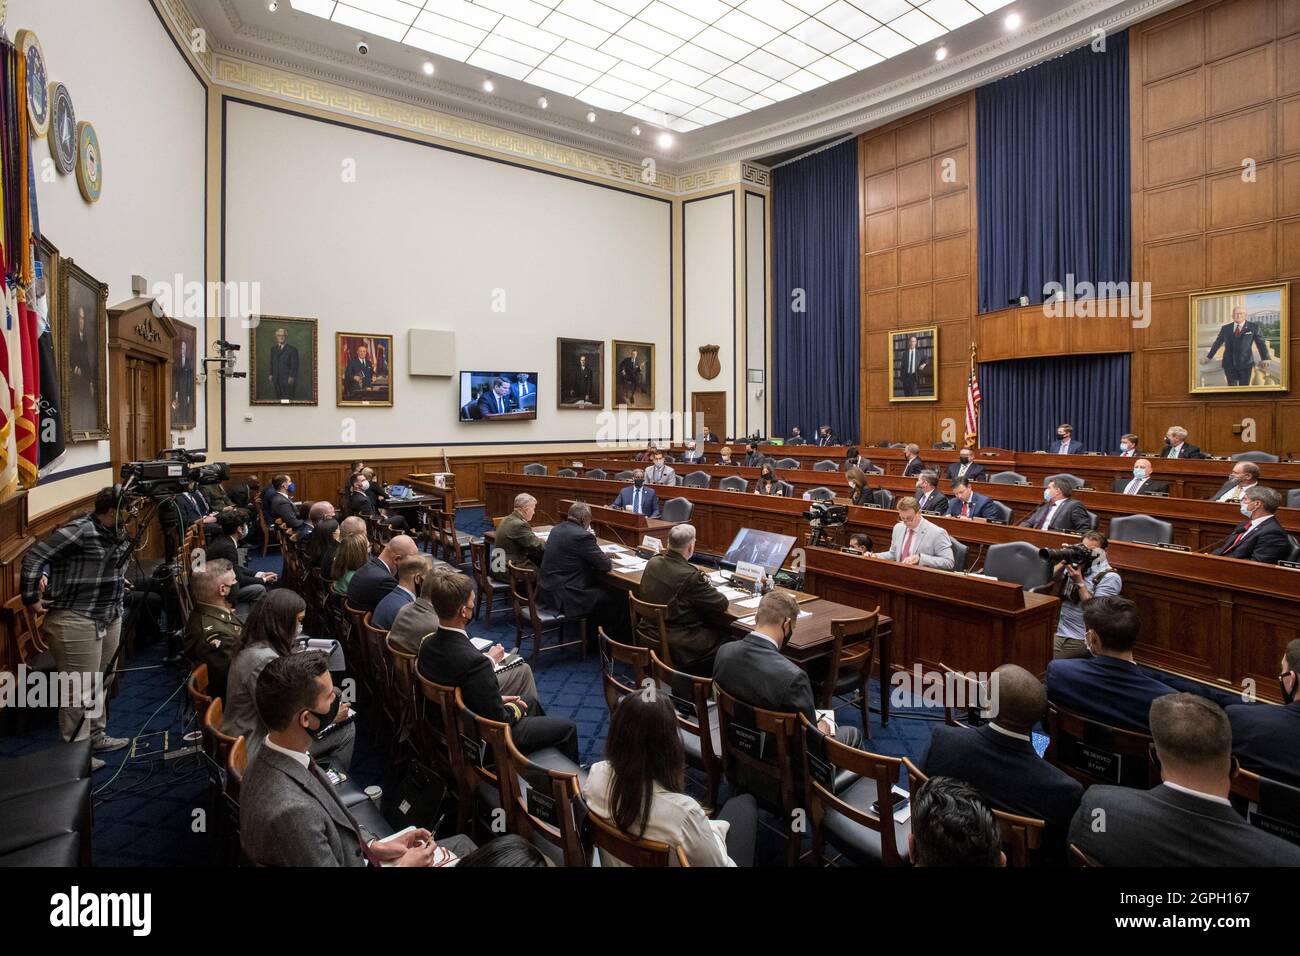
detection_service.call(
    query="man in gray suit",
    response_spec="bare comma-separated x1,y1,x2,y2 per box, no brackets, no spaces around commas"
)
1069,693,1300,866
239,652,476,866
871,496,955,570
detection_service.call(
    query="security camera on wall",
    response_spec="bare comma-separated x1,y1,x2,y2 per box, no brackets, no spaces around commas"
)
356,38,369,55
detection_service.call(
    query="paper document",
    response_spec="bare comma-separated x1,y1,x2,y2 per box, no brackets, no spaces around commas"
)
734,595,762,608
470,637,492,651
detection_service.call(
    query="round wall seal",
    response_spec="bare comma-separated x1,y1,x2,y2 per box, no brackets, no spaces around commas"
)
16,30,49,137
76,122,103,203
48,83,77,175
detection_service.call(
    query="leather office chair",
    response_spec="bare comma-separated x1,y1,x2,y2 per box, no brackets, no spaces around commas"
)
1108,514,1174,545
719,475,748,492
988,500,1013,523
1288,535,1300,564
468,539,510,625
950,539,969,571
775,480,795,497
808,486,835,501
775,457,800,469
522,463,547,476
585,469,607,480
1086,509,1099,531
1045,472,1085,491
1045,703,1156,790
557,468,577,477
1231,451,1279,462
932,441,956,450
614,470,636,481
660,497,694,523
684,470,710,488
812,459,839,472
988,471,1028,485
982,541,1052,590
873,488,895,508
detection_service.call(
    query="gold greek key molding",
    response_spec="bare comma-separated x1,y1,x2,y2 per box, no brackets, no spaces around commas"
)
158,0,215,77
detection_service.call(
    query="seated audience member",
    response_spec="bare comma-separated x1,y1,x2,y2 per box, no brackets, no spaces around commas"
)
493,493,546,582
845,465,875,507
183,559,242,699
844,532,873,554
264,474,307,535
456,834,549,867
913,469,948,515
205,481,233,513
946,477,1002,521
390,566,539,701
645,450,677,486
902,443,925,477
584,691,758,867
753,463,782,496
636,524,731,675
1223,639,1300,786
330,533,371,596
844,446,869,471
610,469,661,518
359,467,409,532
1208,461,1261,503
372,554,430,630
205,509,275,606
714,591,861,747
716,445,735,466
679,440,704,464
1019,477,1092,533
227,474,260,509
1116,434,1139,458
417,571,578,761
872,497,955,570
1112,458,1169,496
1051,531,1122,660
346,471,376,518
909,777,1004,867
538,502,627,641
1052,424,1083,455
338,515,368,539
786,426,806,445
304,518,340,579
946,449,985,482
1070,694,1300,866
1159,425,1205,459
1045,596,1177,731
920,664,1083,863
742,441,765,468
815,424,834,446
225,590,355,770
306,500,336,529
700,424,719,444
348,534,419,612
635,441,658,463
1210,487,1291,564
342,461,365,500
240,652,473,867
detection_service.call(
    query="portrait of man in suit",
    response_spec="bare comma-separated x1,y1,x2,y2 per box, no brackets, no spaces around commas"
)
558,338,603,408
1192,287,1287,393
59,263,109,440
337,333,393,407
251,316,317,405
171,322,197,429
890,327,937,402
613,340,654,409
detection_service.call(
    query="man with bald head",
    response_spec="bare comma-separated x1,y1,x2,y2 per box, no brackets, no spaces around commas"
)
338,515,367,539
1111,458,1169,496
347,534,419,613
919,663,1083,862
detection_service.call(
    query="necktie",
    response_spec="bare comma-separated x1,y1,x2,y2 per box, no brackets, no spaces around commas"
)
308,757,380,866
962,501,969,517
1040,503,1056,530
958,464,967,477
1227,526,1251,551
634,489,641,513
900,529,914,560
1171,446,1179,458
1235,326,1242,337
1061,442,1068,453
909,351,915,373
1125,478,1140,494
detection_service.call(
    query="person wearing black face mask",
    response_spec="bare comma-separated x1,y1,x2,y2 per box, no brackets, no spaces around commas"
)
1052,425,1083,455
754,465,782,496
205,508,275,606
610,468,661,517
946,449,985,482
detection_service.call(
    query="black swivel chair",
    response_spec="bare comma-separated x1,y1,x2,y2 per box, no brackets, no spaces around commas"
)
684,471,710,489
1231,451,1279,462
523,463,547,476
586,469,607,480
1108,514,1174,545
719,476,748,493
812,460,840,472
987,500,1013,524
808,486,835,501
661,498,694,523
983,541,1052,590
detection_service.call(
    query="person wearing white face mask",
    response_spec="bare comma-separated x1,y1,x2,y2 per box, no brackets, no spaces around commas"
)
1050,531,1122,659
1209,486,1292,564
1019,478,1092,533
1116,433,1140,458
1111,458,1169,496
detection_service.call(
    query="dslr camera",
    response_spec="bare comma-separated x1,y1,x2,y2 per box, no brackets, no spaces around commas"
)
1039,542,1097,577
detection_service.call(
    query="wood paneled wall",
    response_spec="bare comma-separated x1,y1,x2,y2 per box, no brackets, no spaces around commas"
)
857,0,1300,456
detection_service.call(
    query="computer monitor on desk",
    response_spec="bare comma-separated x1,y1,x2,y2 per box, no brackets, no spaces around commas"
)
721,528,796,576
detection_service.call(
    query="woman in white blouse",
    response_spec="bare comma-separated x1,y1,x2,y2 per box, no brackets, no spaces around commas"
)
583,691,757,866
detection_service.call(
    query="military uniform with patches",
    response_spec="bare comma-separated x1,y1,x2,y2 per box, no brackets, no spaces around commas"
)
183,605,243,700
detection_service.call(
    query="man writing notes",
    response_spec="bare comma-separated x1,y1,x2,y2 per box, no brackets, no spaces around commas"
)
611,470,661,517
1020,478,1092,533
1112,458,1169,496
871,497,955,570
1206,305,1272,387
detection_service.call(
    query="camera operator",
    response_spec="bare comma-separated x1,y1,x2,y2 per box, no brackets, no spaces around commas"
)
1051,531,1122,660
20,487,135,763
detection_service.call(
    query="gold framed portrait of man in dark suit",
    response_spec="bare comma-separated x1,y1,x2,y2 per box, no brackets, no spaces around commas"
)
1189,285,1288,394
889,326,937,402
56,257,109,442
557,338,603,409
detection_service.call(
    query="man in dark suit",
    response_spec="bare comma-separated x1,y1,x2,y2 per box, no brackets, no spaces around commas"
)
946,477,1003,521
1019,478,1092,533
742,442,766,468
347,535,419,613
700,424,719,444
786,426,806,445
1224,639,1300,786
713,591,860,747
1206,305,1272,387
513,373,535,410
913,469,948,515
570,353,596,405
921,664,1083,863
679,440,704,464
1070,693,1300,865
1051,425,1083,455
265,475,308,535
895,334,930,397
815,425,834,447
346,471,376,519
205,509,275,606
1207,461,1261,503
417,571,578,761
476,376,515,417
901,443,925,478
1117,434,1139,458
342,342,375,401
1111,458,1170,496
538,502,627,640
68,307,96,429
268,327,300,401
241,652,471,866
1046,596,1178,731
637,524,731,675
1210,486,1292,564
610,470,661,517
172,338,194,425
1158,425,1205,459
372,554,428,630
946,449,985,483
617,348,644,404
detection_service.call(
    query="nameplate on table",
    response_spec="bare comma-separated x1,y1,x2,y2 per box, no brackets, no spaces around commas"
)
640,534,662,554
735,560,765,583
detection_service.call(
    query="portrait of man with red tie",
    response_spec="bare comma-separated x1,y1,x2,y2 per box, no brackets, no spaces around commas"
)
1191,286,1287,393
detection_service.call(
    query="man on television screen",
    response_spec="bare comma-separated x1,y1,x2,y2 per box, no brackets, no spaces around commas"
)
477,376,516,417
514,373,536,410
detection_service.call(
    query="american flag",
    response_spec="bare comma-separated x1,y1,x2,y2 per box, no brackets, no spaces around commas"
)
964,344,980,447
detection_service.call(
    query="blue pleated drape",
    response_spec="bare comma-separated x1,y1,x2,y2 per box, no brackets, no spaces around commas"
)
772,139,860,442
976,32,1131,313
980,354,1130,453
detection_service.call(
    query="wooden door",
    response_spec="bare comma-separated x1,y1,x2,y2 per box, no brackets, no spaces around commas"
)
691,391,728,441
126,359,161,461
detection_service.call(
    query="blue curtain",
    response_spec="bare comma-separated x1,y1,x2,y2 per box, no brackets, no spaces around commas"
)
772,139,860,442
977,32,1130,313
980,354,1130,453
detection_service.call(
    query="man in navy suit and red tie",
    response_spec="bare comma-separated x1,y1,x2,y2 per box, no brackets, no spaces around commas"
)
1117,434,1139,458
946,477,1002,521
1210,487,1291,564
610,469,661,518
1052,424,1083,455
477,376,516,417
1206,305,1272,387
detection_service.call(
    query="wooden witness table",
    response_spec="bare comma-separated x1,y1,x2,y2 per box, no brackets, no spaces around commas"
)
484,471,1300,702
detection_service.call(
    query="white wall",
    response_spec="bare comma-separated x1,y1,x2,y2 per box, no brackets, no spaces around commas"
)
222,100,673,451
683,193,736,439
745,191,767,437
16,0,206,514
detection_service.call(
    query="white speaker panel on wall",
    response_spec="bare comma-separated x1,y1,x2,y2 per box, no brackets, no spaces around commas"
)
409,328,456,376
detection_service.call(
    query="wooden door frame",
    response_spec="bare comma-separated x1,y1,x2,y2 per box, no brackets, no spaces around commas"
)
690,390,727,442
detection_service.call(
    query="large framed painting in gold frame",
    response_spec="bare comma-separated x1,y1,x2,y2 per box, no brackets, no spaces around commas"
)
57,257,110,442
557,337,604,409
1189,284,1289,394
888,326,938,402
336,332,394,407
612,340,653,409
250,316,318,406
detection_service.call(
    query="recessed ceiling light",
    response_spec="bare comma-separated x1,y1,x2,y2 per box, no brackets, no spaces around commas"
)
935,47,948,61
657,132,673,148
631,125,642,136
1004,12,1021,29
482,78,495,93
586,110,597,123
422,61,434,76
267,0,278,11
537,96,549,109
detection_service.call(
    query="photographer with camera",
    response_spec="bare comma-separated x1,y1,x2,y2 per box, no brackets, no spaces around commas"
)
20,487,135,765
1048,531,1121,659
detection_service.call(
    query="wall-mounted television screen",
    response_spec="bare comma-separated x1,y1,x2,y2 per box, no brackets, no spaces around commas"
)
459,371,539,422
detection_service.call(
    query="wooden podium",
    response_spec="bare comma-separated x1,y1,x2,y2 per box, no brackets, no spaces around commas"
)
558,499,675,548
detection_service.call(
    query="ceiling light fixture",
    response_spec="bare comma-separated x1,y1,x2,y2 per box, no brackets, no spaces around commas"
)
935,47,947,61
657,132,674,149
537,96,549,109
268,0,278,10
482,78,495,93
1005,12,1021,29
631,125,642,136
586,110,597,123
422,61,434,76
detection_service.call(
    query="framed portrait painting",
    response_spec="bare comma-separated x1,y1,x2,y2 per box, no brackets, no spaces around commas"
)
250,316,318,405
56,257,109,442
889,326,938,402
557,338,604,409
337,332,394,407
171,320,198,429
35,235,58,326
612,340,654,409
1189,285,1289,394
